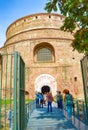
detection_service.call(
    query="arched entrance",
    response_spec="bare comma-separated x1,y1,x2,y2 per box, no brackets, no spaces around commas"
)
34,74,57,96
41,85,50,94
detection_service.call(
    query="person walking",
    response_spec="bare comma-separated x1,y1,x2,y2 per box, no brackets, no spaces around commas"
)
43,92,47,106
39,93,44,108
63,89,73,119
46,92,54,112
35,92,40,108
56,91,63,109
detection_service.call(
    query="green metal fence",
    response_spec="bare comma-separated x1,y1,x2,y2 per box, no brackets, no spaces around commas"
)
81,55,88,125
73,100,86,123
0,52,25,130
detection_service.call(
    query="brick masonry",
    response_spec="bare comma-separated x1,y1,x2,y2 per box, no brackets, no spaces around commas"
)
0,13,84,99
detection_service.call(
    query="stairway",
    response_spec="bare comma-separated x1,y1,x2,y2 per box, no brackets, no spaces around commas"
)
26,103,77,130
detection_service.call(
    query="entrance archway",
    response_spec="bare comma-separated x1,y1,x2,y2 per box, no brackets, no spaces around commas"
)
41,85,50,94
34,74,57,96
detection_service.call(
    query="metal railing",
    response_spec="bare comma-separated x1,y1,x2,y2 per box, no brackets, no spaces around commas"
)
81,55,88,125
0,52,25,130
25,100,35,127
73,100,87,124
63,99,88,125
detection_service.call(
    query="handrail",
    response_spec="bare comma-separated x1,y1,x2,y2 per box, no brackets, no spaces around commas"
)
25,99,88,127
25,100,35,127
63,99,87,124
73,100,87,124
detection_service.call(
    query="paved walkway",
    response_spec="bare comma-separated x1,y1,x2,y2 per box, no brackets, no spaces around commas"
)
26,103,77,130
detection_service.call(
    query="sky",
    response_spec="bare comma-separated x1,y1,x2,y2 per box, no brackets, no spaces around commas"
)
0,0,60,47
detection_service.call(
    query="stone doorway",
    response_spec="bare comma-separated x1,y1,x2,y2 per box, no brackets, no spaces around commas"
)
41,85,50,94
34,74,57,96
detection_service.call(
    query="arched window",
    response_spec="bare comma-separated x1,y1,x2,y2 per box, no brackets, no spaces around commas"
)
34,43,55,62
37,47,52,61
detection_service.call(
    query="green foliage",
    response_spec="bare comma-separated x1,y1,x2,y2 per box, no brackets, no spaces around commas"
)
44,0,58,12
72,28,88,54
45,0,88,54
61,17,76,32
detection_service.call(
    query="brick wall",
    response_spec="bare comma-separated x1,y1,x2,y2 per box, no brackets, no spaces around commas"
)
1,13,84,99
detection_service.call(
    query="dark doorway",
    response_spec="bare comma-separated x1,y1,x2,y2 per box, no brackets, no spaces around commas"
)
41,86,50,94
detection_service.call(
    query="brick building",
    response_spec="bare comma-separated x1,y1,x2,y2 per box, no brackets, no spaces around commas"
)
0,13,84,99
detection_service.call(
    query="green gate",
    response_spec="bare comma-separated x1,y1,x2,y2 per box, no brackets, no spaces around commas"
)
81,55,88,125
0,52,25,130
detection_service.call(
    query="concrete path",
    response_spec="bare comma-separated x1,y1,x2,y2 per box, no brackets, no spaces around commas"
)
26,103,77,130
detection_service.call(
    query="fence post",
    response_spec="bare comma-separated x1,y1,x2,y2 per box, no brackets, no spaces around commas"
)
7,110,13,130
82,101,86,123
76,100,80,120
80,56,88,125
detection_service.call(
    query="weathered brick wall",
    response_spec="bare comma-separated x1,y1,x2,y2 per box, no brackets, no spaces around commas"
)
1,13,84,99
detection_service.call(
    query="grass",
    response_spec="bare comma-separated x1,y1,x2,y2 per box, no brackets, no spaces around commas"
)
0,99,13,105
0,99,34,130
25,99,34,103
0,99,34,105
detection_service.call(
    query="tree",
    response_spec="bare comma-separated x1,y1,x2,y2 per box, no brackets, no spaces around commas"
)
45,0,88,54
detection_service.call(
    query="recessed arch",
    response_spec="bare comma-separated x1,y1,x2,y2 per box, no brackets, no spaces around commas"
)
33,42,55,62
34,74,57,96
